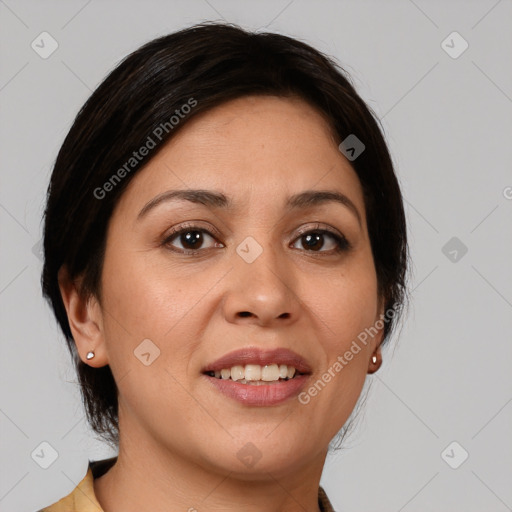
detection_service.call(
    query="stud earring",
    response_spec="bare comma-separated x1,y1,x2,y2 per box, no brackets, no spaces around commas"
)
86,351,95,360
371,355,377,364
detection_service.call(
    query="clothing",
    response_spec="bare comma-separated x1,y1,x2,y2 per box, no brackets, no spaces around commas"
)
38,456,336,511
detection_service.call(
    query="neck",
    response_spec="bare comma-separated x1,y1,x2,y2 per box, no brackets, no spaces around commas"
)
93,414,326,512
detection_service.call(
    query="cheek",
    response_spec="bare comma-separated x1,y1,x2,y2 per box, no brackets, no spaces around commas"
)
98,250,205,415
98,245,229,391
310,263,379,350
100,245,207,338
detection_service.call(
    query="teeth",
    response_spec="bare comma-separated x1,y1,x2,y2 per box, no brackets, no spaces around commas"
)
262,364,279,381
208,364,299,382
245,364,261,381
231,365,244,381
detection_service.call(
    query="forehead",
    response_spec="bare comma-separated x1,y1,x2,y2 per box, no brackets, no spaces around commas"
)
168,94,339,160
115,95,365,218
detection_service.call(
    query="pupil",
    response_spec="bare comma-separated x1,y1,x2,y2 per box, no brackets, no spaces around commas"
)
183,231,202,248
304,233,322,251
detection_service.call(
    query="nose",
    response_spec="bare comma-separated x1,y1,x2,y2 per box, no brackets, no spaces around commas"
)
222,241,300,328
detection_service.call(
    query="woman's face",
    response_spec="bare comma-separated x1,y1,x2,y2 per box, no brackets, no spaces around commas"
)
92,95,384,476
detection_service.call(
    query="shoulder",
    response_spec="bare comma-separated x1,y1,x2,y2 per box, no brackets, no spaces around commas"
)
36,457,117,512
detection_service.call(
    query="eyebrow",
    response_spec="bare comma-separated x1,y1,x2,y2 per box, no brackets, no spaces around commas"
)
137,188,362,226
137,189,231,219
286,190,362,227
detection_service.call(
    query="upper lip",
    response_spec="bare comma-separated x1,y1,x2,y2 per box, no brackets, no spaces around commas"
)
202,347,312,374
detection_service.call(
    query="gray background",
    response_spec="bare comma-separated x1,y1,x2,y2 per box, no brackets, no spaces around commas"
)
1,1,511,511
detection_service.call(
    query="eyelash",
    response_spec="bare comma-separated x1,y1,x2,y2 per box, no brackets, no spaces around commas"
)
161,222,351,256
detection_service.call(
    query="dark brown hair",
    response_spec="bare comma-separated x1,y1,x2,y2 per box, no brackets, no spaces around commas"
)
42,21,408,445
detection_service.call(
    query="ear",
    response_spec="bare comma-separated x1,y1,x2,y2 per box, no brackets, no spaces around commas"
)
367,296,386,374
58,266,109,368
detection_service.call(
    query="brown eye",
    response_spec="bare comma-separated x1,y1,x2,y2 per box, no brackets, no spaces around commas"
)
302,233,326,251
175,230,205,250
164,226,223,253
292,229,350,253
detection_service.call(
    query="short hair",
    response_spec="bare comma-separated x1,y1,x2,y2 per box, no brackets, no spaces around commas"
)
41,21,409,445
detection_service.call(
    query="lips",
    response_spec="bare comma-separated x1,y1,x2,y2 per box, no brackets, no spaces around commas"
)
201,347,313,375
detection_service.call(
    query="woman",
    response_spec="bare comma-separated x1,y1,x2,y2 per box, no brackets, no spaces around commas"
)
38,21,408,512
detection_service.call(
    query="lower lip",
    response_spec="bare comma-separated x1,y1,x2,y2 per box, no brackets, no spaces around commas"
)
203,374,309,406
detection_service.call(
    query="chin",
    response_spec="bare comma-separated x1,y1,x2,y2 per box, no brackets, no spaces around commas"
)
198,431,316,478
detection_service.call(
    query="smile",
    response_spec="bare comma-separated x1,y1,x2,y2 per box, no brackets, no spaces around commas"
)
204,363,301,383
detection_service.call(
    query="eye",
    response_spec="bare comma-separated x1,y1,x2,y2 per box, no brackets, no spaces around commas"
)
163,224,224,253
291,225,350,253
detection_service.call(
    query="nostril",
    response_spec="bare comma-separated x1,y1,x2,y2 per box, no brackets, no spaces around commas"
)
238,311,252,317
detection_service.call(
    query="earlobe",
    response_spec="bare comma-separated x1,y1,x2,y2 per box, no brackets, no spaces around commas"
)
367,299,386,374
367,346,382,374
57,267,109,368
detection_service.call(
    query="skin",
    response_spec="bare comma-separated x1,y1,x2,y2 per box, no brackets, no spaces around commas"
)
59,95,384,512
